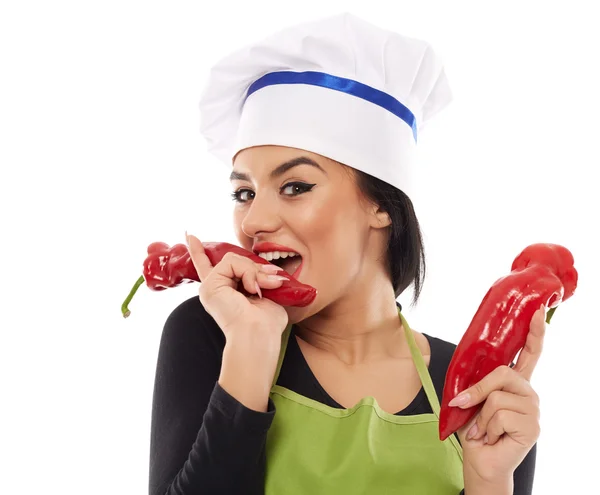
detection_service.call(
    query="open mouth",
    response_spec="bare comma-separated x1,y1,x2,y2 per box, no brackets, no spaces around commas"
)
268,255,303,279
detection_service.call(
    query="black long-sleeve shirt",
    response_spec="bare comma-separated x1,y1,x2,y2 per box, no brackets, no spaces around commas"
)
149,296,536,494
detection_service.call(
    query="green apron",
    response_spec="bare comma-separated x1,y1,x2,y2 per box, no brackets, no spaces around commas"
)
265,307,464,494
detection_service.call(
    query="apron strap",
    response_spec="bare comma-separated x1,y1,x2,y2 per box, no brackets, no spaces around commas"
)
398,309,442,418
399,309,464,460
272,322,293,387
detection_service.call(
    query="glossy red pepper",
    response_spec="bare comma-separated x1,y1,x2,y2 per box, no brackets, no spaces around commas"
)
438,243,578,441
121,241,317,317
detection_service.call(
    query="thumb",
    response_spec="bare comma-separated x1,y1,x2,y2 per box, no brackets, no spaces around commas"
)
513,304,546,381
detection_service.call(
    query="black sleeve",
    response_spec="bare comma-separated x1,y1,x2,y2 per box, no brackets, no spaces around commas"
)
428,336,537,495
512,443,536,494
148,297,275,495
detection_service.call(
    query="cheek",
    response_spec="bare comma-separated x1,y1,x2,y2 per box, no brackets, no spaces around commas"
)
303,201,366,268
233,210,246,242
296,193,363,236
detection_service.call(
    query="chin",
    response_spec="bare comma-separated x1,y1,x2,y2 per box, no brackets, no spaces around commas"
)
283,305,307,324
284,300,318,324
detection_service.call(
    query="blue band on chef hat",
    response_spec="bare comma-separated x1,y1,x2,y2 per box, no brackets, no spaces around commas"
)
246,71,418,142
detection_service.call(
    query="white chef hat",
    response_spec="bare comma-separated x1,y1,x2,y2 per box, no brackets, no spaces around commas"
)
198,12,452,199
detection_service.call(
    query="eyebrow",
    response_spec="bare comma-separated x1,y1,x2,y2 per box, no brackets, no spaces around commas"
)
229,156,327,182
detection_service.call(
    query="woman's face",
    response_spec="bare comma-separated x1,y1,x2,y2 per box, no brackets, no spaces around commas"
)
231,145,390,321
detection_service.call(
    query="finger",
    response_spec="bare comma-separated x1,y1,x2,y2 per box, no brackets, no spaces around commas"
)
456,412,485,447
485,410,539,447
485,409,512,445
469,390,537,441
449,365,535,409
513,304,547,381
241,268,287,295
210,252,285,294
186,233,214,282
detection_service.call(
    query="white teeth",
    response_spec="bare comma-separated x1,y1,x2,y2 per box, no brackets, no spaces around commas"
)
258,251,299,261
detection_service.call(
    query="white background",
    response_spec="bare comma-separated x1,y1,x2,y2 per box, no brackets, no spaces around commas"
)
1,1,598,493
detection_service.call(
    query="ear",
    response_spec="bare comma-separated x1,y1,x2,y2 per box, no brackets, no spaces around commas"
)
370,206,392,229
357,189,391,229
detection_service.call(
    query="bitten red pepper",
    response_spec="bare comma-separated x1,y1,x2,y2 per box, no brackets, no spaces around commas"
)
438,243,578,441
121,241,317,317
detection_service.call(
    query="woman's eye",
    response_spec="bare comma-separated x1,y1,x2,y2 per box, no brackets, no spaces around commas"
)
230,189,253,202
281,182,315,196
231,182,315,203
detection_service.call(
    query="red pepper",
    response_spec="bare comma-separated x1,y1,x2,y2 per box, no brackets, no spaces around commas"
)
438,243,578,441
121,241,317,317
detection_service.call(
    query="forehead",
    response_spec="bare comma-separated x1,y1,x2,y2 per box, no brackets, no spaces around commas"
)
231,145,342,181
233,145,322,167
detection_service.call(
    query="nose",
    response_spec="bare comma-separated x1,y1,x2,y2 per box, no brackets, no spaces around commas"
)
240,190,282,238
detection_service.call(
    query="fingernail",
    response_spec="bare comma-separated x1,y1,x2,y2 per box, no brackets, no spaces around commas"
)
467,423,478,440
266,275,288,281
186,231,196,246
448,393,470,407
260,264,284,273
254,281,262,299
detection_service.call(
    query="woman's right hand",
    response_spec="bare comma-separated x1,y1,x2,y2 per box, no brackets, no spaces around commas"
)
186,233,290,340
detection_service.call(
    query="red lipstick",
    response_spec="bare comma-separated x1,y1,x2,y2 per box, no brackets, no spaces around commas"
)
252,242,299,254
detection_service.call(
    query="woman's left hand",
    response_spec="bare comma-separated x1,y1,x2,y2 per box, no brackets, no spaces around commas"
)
450,304,546,484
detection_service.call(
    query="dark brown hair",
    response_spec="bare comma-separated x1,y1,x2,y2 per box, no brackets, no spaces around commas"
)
347,167,426,306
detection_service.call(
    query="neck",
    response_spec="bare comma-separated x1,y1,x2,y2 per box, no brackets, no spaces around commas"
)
294,272,409,366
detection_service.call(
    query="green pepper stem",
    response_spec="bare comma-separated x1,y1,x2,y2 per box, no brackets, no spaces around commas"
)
122,275,145,318
545,306,557,324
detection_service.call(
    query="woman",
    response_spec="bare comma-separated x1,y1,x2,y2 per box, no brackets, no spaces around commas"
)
149,13,540,494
